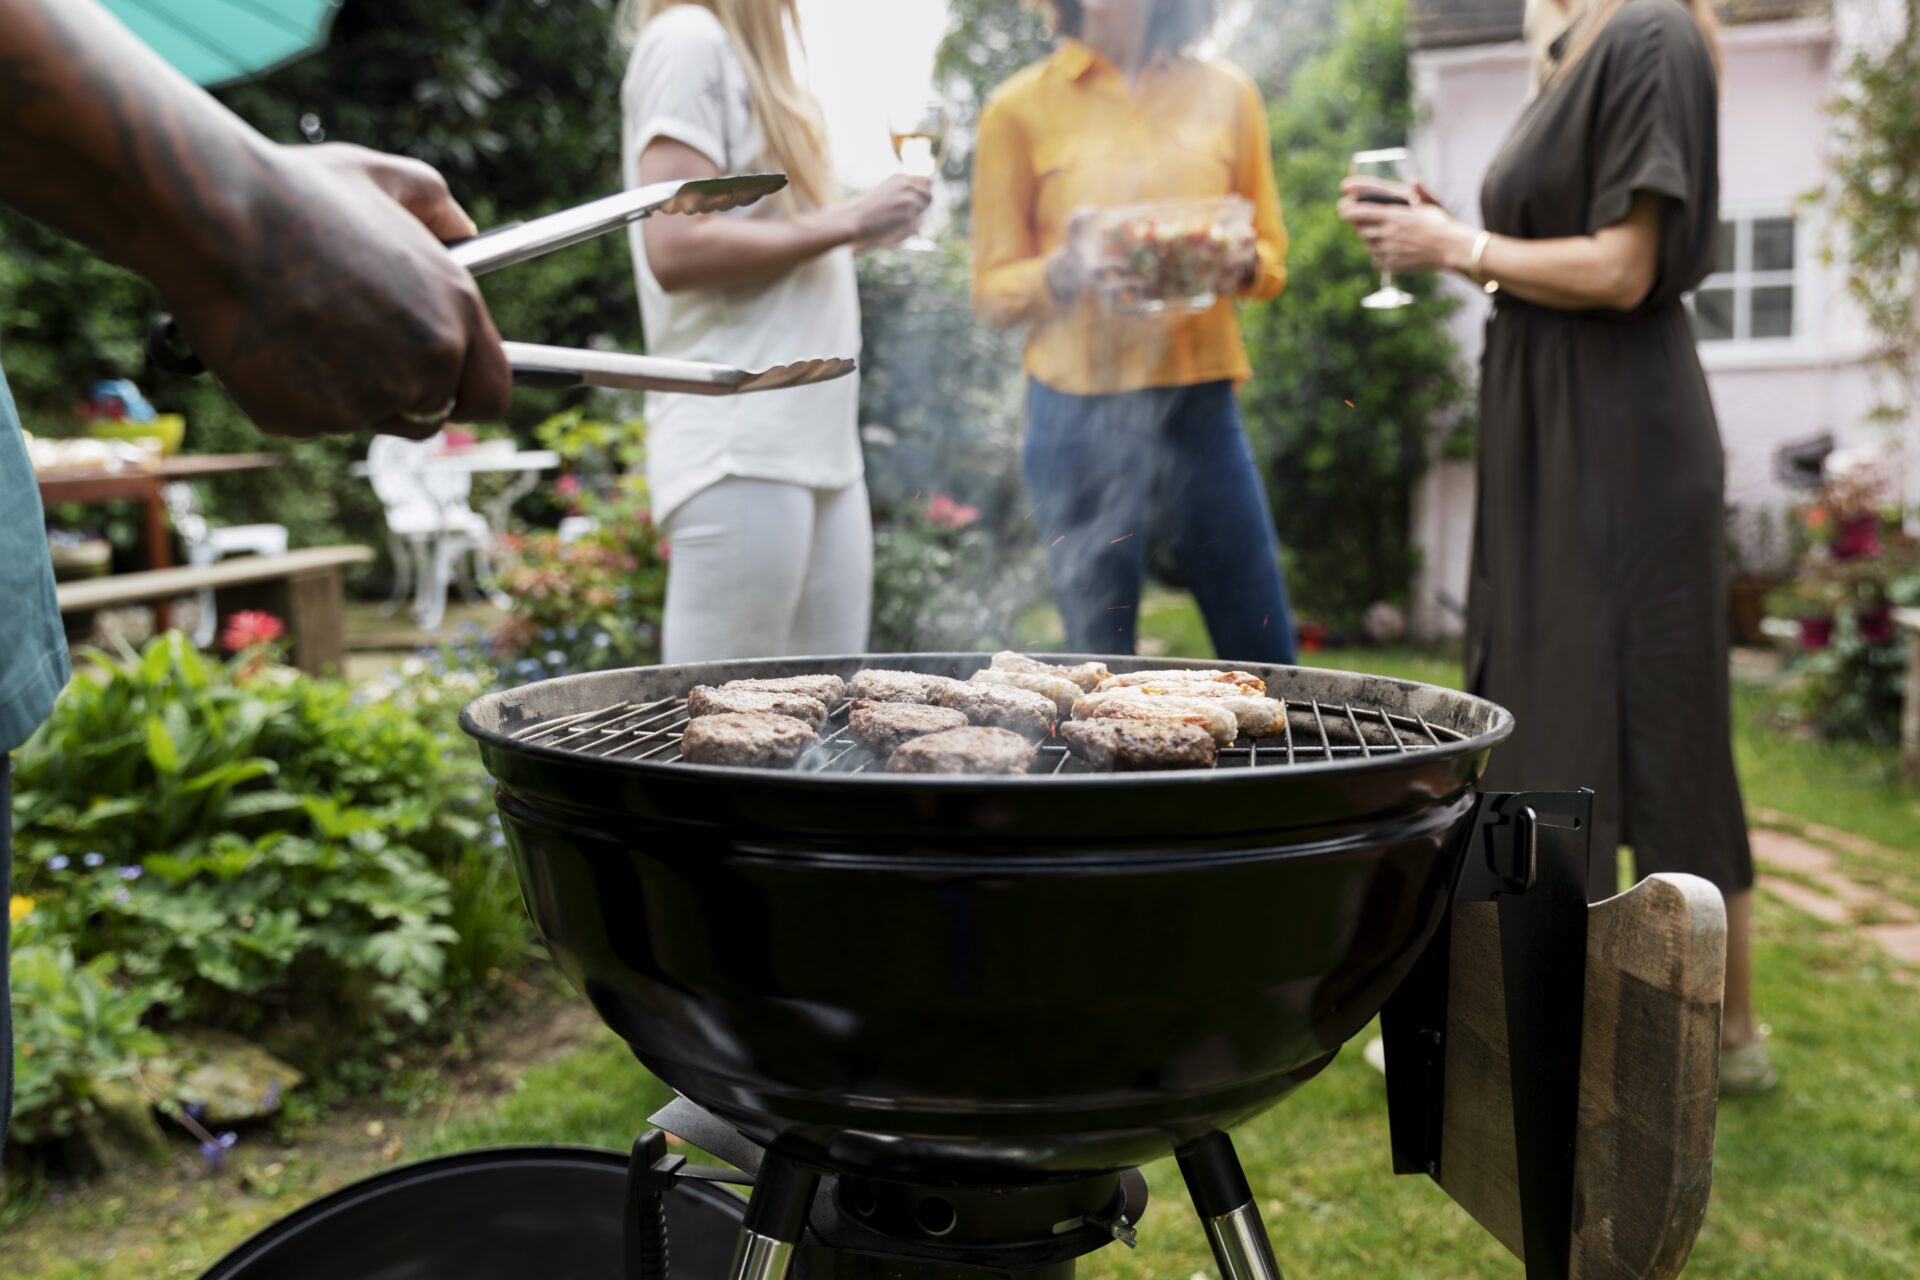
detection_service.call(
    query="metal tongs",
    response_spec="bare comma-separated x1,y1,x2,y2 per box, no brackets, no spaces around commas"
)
149,173,857,397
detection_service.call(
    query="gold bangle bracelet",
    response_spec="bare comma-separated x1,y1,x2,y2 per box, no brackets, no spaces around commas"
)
1469,230,1500,295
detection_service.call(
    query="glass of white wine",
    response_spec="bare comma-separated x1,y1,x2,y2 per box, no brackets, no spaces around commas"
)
1351,146,1416,311
888,98,951,254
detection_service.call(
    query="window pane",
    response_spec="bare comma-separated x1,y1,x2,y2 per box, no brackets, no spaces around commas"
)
1713,220,1737,274
1693,287,1736,341
1751,285,1795,338
1751,217,1795,272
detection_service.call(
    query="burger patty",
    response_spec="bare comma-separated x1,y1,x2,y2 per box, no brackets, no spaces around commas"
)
679,712,820,768
687,685,829,729
847,700,969,754
848,669,967,705
720,674,847,709
886,726,1037,775
1059,719,1218,771
930,681,1057,739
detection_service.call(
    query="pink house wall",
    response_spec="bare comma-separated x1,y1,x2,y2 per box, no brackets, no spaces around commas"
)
1406,17,1882,637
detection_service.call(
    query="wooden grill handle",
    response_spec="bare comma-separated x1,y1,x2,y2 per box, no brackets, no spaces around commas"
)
1437,873,1726,1279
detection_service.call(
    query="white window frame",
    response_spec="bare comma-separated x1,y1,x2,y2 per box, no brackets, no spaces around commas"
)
1689,204,1823,370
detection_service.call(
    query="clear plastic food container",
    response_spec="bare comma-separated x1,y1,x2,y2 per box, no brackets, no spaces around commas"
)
1085,197,1255,317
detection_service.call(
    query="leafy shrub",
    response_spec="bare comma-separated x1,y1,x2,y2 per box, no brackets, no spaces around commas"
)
871,496,1049,652
482,412,669,678
5,914,170,1148
489,512,668,678
6,634,525,1143
1238,0,1472,632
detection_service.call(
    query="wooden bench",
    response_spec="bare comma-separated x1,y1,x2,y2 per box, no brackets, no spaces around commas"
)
1900,607,1920,783
56,546,373,675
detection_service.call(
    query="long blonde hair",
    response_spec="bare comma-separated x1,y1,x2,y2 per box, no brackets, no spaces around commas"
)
1528,0,1722,90
620,0,837,210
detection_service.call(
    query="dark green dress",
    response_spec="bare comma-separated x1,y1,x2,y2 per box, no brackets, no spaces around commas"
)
1471,0,1753,899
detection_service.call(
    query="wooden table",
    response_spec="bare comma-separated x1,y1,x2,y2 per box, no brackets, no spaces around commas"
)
36,453,280,631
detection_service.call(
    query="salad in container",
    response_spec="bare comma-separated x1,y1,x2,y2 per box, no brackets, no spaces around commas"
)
1084,196,1255,317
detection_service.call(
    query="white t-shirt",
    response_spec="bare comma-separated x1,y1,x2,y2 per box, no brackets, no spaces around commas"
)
621,6,864,523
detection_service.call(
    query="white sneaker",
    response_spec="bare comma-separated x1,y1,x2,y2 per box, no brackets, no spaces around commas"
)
1720,1037,1779,1095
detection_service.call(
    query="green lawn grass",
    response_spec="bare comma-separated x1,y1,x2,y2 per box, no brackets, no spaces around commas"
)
5,593,1917,1279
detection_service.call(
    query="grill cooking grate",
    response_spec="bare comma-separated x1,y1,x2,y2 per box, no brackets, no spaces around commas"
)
509,696,1466,773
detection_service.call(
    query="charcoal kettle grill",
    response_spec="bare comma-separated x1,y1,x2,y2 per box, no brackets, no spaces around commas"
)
203,653,1725,1280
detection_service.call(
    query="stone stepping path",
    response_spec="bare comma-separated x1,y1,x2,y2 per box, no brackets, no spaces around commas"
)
1749,814,1920,970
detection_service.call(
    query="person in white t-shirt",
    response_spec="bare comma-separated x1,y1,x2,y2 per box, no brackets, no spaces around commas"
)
620,0,930,662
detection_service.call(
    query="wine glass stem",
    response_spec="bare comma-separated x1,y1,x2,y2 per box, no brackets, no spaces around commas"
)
1380,270,1396,292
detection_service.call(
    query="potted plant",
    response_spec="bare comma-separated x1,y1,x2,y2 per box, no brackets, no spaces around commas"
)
1820,460,1893,561
1767,574,1842,651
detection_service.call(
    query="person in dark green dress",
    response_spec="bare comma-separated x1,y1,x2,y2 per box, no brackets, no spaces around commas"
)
1,0,518,1146
1338,0,1775,1093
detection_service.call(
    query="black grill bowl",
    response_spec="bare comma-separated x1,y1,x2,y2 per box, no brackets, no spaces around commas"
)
461,654,1512,1185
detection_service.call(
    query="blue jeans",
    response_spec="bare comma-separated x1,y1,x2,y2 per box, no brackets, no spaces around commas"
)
1024,379,1297,663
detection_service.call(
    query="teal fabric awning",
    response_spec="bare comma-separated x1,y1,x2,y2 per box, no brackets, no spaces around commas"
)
101,0,342,88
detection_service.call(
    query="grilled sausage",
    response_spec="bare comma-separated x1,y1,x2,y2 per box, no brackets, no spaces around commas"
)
1095,668,1267,695
1075,693,1238,745
970,667,1082,716
1088,686,1284,737
990,651,1111,693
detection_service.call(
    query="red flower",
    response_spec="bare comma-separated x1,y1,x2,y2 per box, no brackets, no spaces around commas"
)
220,611,285,653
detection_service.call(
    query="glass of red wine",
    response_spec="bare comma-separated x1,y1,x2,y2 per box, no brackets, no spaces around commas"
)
1351,147,1416,310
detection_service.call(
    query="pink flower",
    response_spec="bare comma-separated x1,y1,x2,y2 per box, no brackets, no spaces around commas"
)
925,494,982,530
555,474,583,500
220,611,285,653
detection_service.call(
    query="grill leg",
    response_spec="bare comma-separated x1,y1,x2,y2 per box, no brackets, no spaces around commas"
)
1178,1131,1284,1280
727,1150,819,1280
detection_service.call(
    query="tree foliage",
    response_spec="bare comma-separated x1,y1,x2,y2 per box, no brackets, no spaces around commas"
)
1823,0,1920,436
0,0,636,552
1237,0,1471,631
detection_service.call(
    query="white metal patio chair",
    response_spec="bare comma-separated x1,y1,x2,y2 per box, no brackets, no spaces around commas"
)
365,434,504,632
162,483,290,648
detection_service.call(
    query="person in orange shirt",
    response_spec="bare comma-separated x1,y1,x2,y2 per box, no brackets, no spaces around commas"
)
971,0,1296,662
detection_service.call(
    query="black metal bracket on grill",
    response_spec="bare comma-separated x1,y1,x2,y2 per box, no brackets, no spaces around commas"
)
1381,789,1593,1280
634,1097,1154,1280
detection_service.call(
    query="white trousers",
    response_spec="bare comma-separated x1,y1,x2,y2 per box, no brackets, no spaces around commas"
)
661,476,873,663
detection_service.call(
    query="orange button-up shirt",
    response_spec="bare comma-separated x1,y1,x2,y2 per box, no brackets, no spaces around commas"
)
970,40,1287,397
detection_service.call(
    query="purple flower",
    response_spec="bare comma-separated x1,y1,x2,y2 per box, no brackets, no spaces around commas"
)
46,855,71,871
82,852,105,868
185,1102,207,1122
199,1131,238,1173
118,866,144,881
